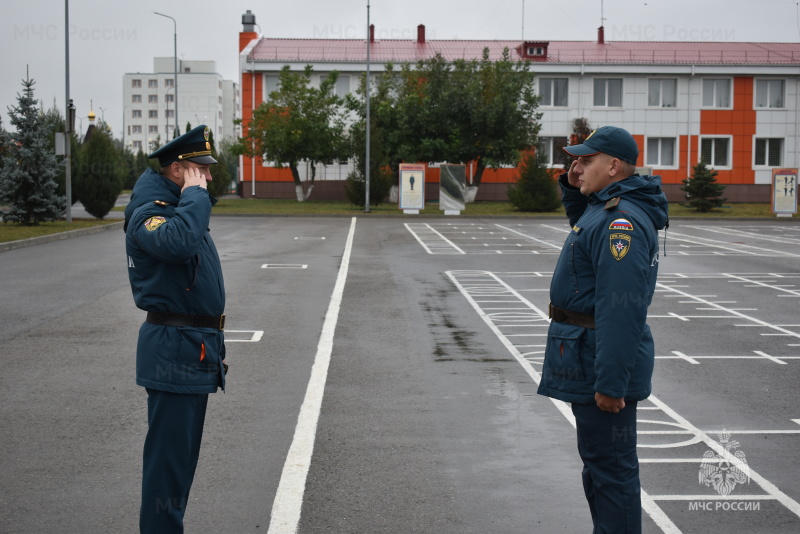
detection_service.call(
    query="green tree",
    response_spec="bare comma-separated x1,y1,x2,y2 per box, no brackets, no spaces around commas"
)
207,130,231,198
346,64,405,200
237,65,349,201
0,76,65,224
682,161,726,212
451,48,541,202
74,121,126,219
507,148,560,212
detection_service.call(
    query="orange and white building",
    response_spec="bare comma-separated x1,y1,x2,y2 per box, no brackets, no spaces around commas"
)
237,10,800,202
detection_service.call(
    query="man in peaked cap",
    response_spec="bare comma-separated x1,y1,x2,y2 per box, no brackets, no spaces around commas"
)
124,125,226,533
537,126,669,533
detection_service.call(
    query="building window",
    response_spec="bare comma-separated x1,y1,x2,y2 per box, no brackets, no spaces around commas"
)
646,138,677,167
131,125,142,134
702,79,731,108
755,80,784,108
132,140,142,150
648,79,677,107
539,78,568,107
148,125,159,134
131,79,142,88
593,78,622,107
148,79,158,88
132,109,142,118
539,137,569,166
527,46,545,56
266,75,281,96
165,94,174,103
132,94,142,103
700,137,731,168
166,110,174,118
165,78,174,87
148,110,158,119
755,138,783,166
148,94,158,104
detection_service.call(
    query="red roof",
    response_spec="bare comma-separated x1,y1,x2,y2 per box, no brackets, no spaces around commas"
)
247,38,800,65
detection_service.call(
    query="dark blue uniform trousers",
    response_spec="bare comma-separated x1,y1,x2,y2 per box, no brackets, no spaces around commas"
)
140,388,209,534
572,401,641,534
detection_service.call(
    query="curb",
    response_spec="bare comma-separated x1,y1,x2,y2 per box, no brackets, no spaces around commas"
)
0,221,125,252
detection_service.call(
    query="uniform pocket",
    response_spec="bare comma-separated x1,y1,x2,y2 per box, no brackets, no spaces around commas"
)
544,322,587,382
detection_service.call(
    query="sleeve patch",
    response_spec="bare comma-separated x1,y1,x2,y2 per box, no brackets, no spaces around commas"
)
610,233,631,261
609,218,634,231
144,216,167,231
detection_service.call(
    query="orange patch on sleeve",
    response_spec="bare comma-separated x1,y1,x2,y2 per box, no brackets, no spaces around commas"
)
200,342,206,362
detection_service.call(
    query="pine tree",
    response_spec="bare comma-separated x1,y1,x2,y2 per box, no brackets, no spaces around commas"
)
206,130,231,198
508,149,561,212
682,161,726,212
0,76,66,224
74,121,125,219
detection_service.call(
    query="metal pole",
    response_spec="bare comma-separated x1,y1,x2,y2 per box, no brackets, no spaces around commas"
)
64,0,72,223
154,12,178,139
364,0,371,213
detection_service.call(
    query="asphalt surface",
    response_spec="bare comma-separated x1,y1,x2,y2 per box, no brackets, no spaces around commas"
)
1,215,799,533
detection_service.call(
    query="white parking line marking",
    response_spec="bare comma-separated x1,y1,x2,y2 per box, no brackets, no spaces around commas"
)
262,264,308,269
268,217,357,534
225,330,264,343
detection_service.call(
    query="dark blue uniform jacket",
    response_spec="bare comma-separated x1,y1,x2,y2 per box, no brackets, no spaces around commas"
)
538,173,669,404
124,168,226,394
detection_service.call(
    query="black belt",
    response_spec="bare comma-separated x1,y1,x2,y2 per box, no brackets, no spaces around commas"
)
146,311,225,331
549,303,595,329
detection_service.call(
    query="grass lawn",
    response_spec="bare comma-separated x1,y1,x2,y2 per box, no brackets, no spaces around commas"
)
0,219,120,244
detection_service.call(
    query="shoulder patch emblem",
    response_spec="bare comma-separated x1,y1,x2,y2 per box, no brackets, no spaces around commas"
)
153,200,169,207
609,218,634,231
610,233,631,261
572,225,582,234
144,216,167,231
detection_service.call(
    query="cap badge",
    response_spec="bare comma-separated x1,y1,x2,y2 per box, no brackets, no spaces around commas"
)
203,127,210,141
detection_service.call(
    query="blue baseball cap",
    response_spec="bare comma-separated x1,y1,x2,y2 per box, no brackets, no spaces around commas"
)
563,126,639,165
148,125,218,166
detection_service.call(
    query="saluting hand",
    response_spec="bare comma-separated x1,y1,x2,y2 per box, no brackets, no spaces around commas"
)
181,165,208,192
567,159,581,189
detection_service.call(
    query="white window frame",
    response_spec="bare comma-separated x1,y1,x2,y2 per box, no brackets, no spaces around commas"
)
148,125,159,134
647,78,677,108
753,137,784,167
754,79,785,109
538,136,569,167
148,110,158,119
645,137,679,168
593,78,623,107
132,140,143,150
131,125,142,134
148,94,158,104
131,79,142,88
148,79,158,88
132,109,142,118
699,136,732,169
701,78,732,108
539,78,569,107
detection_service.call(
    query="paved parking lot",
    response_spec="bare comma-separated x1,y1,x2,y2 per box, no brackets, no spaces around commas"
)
1,216,798,533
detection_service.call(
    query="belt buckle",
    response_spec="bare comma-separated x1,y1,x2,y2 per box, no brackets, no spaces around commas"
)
219,314,226,331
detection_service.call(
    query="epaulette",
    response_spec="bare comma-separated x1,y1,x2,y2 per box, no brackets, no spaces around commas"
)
604,197,620,210
153,200,170,207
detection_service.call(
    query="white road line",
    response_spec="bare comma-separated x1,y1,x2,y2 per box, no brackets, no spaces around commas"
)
494,224,563,249
267,217,357,534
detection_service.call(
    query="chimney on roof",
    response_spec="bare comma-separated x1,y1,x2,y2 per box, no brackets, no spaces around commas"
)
417,24,426,44
370,24,375,43
598,25,605,45
242,10,256,33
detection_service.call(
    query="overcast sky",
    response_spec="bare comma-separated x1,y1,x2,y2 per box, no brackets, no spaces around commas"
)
2,0,799,138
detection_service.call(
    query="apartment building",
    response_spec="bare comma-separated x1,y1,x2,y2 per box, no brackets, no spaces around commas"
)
237,11,800,201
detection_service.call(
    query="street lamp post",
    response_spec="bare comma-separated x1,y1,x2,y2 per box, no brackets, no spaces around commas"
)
154,11,179,139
